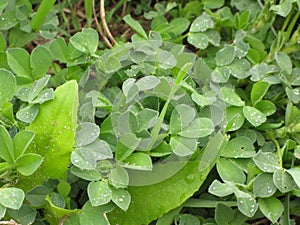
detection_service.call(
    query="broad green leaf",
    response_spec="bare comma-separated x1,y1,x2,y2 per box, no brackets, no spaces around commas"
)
243,106,266,127
221,136,255,158
208,180,234,197
107,134,227,225
170,136,198,156
253,173,277,197
108,164,129,188
170,18,190,35
70,28,99,55
31,88,54,104
0,125,14,163
273,168,295,193
88,181,112,206
275,51,292,74
28,75,51,102
253,151,280,173
203,0,224,9
137,108,158,131
16,153,43,176
237,197,258,217
251,81,270,106
13,130,35,159
217,158,246,184
0,188,24,210
206,30,221,46
71,148,97,170
216,46,235,66
211,66,230,83
249,63,277,81
7,204,36,225
255,100,276,116
170,104,196,134
49,37,69,63
229,58,250,79
123,15,147,40
158,50,177,69
122,153,152,171
0,69,16,107
270,0,292,17
26,185,51,207
190,13,214,32
258,197,283,223
17,81,78,191
75,122,100,147
30,46,52,79
0,102,15,126
215,203,234,225
136,76,160,91
225,106,245,132
179,118,214,138
7,48,31,78
187,33,209,49
16,105,39,123
191,93,210,107
104,55,122,73
111,188,131,211
287,167,300,188
219,87,244,106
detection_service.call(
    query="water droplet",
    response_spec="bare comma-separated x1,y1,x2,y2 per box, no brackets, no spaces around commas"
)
118,197,124,202
185,174,196,184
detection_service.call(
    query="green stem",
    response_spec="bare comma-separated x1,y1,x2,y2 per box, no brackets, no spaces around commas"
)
31,0,56,31
286,10,300,40
272,138,283,168
147,63,192,151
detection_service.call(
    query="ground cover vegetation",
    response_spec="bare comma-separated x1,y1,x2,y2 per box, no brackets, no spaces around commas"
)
0,0,300,224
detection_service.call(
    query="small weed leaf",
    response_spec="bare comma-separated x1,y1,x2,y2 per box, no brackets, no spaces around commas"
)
253,151,280,173
7,48,31,78
229,59,251,79
0,125,14,164
0,204,5,219
70,28,99,55
253,173,277,197
251,81,270,106
0,69,16,108
243,106,266,127
15,153,44,176
123,15,147,40
216,46,236,66
225,106,245,132
190,12,214,32
216,158,246,184
28,75,51,102
16,105,39,123
49,37,69,63
219,87,245,106
0,187,25,210
7,204,37,225
136,76,160,91
122,153,152,171
108,164,129,188
170,104,196,134
170,136,198,156
208,180,234,197
187,33,209,49
30,46,52,79
254,100,276,116
287,167,300,188
249,63,277,81
75,122,100,148
71,148,97,170
275,51,293,74
111,188,131,211
237,197,258,217
179,117,214,138
270,0,292,17
258,197,284,223
215,203,234,225
211,66,231,83
273,168,296,193
88,181,112,206
220,136,255,158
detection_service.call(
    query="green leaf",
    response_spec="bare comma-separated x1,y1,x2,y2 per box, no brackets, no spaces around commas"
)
137,108,158,131
0,204,5,219
158,50,177,69
216,46,236,66
28,75,51,102
75,122,100,147
206,30,221,46
253,173,277,197
251,81,270,106
179,118,214,138
123,15,147,40
16,153,43,176
221,136,255,158
136,76,160,91
229,59,250,79
0,69,16,108
8,204,37,225
211,66,230,83
0,125,14,163
217,158,246,184
170,104,196,134
237,197,258,217
255,100,276,116
30,46,52,79
215,203,234,225
70,166,102,181
225,106,245,132
187,33,209,49
16,105,39,123
208,180,234,197
17,81,78,191
31,88,54,104
273,168,296,193
71,148,96,170
203,0,224,9
243,106,266,127
270,0,292,17
253,151,280,173
178,214,200,225
0,188,25,210
112,188,131,211
26,185,51,207
275,51,292,74
104,55,122,73
122,153,152,171
70,28,99,55
258,197,283,223
170,18,190,35
219,87,244,106
287,167,300,188
191,93,210,107
119,133,141,150
109,164,129,188
49,37,69,63
170,136,198,156
88,181,112,206
7,48,31,78
190,13,214,32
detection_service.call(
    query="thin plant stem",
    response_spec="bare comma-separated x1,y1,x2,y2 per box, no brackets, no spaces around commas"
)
100,0,116,45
